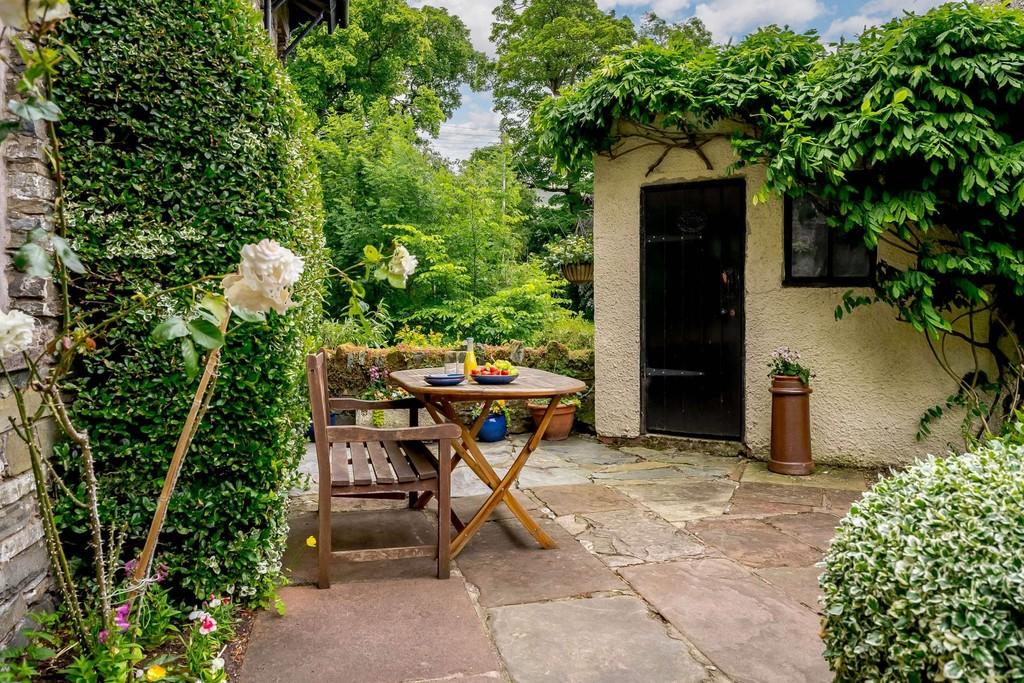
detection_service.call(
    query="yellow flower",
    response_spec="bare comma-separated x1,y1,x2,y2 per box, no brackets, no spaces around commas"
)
145,665,167,681
305,535,317,548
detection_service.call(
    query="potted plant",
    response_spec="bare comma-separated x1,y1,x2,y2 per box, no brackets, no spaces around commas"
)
478,401,509,442
543,234,594,284
767,347,814,475
527,395,581,441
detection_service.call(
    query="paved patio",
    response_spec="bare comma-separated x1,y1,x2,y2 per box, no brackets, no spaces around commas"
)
241,436,869,682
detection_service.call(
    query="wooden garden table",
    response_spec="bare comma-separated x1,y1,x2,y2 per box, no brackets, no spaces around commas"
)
390,367,586,557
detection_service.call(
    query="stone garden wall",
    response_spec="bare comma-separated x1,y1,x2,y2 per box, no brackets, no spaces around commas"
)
0,35,59,646
324,343,595,433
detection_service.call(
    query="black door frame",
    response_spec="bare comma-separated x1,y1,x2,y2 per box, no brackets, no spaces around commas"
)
639,177,747,440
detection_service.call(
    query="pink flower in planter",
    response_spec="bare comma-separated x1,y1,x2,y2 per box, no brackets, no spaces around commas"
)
114,603,131,631
199,614,217,636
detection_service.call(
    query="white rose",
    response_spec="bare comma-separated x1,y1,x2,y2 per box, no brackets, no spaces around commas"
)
0,0,70,29
0,309,35,356
221,239,305,315
377,244,418,288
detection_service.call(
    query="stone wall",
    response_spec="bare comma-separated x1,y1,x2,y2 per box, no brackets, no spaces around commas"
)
0,33,60,647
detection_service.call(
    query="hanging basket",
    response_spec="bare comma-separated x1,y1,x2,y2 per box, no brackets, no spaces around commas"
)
561,262,594,284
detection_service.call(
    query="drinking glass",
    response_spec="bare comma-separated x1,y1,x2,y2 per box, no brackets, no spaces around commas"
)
444,351,459,375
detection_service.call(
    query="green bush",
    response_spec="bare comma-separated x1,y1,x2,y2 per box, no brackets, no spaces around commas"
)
820,434,1024,681
53,0,326,604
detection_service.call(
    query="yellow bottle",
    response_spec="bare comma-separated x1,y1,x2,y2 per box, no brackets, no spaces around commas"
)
463,338,477,379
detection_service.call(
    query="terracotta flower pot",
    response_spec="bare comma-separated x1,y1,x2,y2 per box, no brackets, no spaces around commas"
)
768,375,814,475
560,262,593,284
527,402,576,441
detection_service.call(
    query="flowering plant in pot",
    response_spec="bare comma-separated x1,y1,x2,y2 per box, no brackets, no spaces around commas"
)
767,347,814,475
477,401,509,443
542,234,593,284
527,394,581,441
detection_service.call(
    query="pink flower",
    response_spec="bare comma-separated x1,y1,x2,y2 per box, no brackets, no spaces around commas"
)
124,558,138,576
98,629,108,644
154,563,169,583
199,614,217,636
114,603,131,631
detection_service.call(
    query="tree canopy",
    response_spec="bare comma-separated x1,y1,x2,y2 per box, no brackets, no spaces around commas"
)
287,0,487,134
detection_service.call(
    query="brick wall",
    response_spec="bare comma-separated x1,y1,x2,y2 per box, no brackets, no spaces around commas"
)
0,31,60,647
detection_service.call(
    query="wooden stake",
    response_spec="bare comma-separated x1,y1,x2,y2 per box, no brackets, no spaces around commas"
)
133,311,231,584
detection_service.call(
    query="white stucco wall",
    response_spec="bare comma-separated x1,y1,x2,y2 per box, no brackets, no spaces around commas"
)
593,134,982,467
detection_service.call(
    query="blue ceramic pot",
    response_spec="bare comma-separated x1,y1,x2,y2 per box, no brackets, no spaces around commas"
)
477,413,507,442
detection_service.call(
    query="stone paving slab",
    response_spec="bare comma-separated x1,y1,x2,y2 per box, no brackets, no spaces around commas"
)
726,482,824,517
529,484,635,516
563,508,709,567
764,512,839,551
532,438,639,466
284,510,440,585
621,447,743,479
449,491,539,523
741,461,869,491
687,517,822,569
456,518,625,607
240,578,500,683
488,596,713,683
755,566,823,614
621,559,832,683
615,478,738,522
591,462,690,481
822,488,865,517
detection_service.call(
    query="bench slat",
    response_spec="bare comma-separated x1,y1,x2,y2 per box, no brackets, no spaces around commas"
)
330,442,351,487
384,441,417,483
366,441,396,484
349,441,373,485
402,441,438,480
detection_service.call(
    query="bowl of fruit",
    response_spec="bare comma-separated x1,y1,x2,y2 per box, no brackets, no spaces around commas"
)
470,360,519,384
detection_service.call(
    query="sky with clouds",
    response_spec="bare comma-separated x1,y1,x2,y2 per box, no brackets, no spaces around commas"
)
412,0,944,161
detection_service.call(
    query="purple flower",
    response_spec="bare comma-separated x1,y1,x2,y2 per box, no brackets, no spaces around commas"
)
114,602,131,631
98,629,108,644
124,558,138,576
368,366,381,381
154,563,169,583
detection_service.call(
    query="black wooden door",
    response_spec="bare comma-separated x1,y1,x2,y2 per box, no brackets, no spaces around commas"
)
641,180,745,439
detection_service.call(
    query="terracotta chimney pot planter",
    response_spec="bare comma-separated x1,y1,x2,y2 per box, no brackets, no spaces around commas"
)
768,375,814,475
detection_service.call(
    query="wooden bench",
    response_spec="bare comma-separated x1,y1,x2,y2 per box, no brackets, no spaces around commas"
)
306,351,459,587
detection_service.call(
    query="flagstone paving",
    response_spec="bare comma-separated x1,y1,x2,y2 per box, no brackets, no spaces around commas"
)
242,435,873,683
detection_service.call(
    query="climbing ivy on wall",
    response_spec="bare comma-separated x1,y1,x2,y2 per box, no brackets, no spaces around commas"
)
537,2,1024,441
53,0,327,603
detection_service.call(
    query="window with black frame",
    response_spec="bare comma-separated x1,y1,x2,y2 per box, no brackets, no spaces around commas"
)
784,195,875,286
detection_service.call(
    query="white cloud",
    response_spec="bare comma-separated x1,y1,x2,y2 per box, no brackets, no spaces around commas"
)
409,0,500,55
822,0,945,40
694,0,825,41
431,94,502,161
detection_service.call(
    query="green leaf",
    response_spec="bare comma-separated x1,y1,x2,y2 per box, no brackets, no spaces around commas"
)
51,235,85,274
362,244,381,263
152,316,189,341
187,318,225,349
13,242,51,278
180,338,199,378
893,88,911,104
232,307,266,323
199,293,229,324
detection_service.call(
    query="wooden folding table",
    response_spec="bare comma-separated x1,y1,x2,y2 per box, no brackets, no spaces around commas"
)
389,367,586,557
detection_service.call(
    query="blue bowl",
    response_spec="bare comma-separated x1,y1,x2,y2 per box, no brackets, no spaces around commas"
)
471,374,518,385
424,374,465,387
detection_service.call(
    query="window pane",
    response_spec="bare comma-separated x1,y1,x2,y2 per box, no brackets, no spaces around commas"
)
789,197,827,278
832,230,872,278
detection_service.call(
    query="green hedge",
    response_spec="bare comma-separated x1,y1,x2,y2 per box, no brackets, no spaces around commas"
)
820,432,1024,681
326,343,595,430
53,0,326,604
